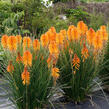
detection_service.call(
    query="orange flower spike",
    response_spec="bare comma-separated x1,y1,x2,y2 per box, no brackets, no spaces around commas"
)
16,52,23,63
47,55,52,68
52,67,60,85
46,31,56,43
40,34,49,47
100,25,108,41
100,25,106,31
16,35,22,44
77,21,88,35
49,27,56,33
33,39,40,51
1,35,8,49
21,66,30,85
93,30,103,50
52,67,60,78
23,50,32,66
67,25,75,41
56,33,64,45
50,32,56,42
72,54,80,70
7,36,17,51
49,42,59,55
86,28,96,46
23,37,32,49
71,27,80,41
7,61,14,73
60,29,67,39
81,44,89,62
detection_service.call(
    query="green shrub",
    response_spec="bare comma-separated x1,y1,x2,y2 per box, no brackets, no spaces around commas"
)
2,11,25,35
0,1,12,33
88,12,105,30
65,7,89,25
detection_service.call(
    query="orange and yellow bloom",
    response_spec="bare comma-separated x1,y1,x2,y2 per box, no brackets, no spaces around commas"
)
7,36,17,51
100,25,108,41
1,35,8,49
67,25,75,41
52,67,60,85
81,44,89,62
86,28,96,46
33,39,40,51
72,54,80,71
56,33,64,46
60,29,67,39
49,42,59,55
7,61,14,73
71,27,80,41
77,21,88,35
23,37,32,49
21,66,30,85
40,34,49,47
23,50,32,66
16,35,22,44
93,30,103,50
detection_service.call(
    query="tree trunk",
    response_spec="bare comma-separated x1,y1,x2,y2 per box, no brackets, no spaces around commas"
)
72,0,76,8
11,0,14,3
73,0,76,4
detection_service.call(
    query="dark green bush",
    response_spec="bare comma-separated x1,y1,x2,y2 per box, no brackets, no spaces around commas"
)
65,7,89,25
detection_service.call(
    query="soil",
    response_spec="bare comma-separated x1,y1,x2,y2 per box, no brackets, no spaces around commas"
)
0,78,109,109
52,91,109,109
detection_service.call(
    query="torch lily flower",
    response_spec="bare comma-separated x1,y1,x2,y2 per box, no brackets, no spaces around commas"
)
33,39,40,51
7,61,14,73
7,36,17,51
40,34,49,47
21,66,30,85
72,54,80,71
23,37,32,49
23,50,32,66
16,35,22,44
86,28,96,46
52,67,60,85
1,35,8,49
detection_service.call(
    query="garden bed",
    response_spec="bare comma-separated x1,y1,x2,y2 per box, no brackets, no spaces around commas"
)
51,91,109,109
0,79,109,109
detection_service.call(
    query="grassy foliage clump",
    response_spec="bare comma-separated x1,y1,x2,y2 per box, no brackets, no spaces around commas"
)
1,35,57,109
56,22,108,102
0,21,108,108
99,39,109,87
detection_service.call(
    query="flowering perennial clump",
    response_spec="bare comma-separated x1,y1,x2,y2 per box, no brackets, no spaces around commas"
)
1,21,108,106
